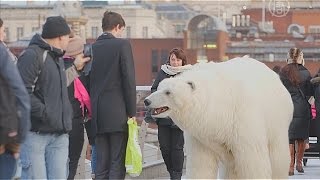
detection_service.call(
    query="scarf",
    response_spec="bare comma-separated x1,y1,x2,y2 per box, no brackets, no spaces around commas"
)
74,78,92,119
161,64,193,76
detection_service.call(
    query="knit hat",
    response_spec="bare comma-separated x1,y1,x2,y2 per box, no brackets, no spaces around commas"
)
286,47,305,66
42,16,71,39
65,36,86,57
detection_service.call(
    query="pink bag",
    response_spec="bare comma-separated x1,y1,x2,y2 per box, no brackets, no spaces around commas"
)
311,104,316,120
74,77,92,118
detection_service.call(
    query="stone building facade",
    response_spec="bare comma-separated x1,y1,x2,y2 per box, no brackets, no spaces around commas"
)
0,1,178,42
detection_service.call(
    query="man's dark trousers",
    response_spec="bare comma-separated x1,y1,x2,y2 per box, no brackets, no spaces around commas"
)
95,132,128,179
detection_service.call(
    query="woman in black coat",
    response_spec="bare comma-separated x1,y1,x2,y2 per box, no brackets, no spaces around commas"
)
279,48,314,176
149,48,191,180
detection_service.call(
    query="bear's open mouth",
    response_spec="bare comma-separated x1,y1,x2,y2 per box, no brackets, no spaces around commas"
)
152,107,169,115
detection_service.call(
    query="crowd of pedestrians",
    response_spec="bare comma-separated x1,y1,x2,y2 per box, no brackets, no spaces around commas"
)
0,11,136,180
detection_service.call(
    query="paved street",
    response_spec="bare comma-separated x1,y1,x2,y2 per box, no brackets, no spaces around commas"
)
290,159,320,179
83,131,320,179
154,159,320,179
84,159,320,179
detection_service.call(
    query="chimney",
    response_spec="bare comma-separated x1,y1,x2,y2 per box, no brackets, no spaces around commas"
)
26,0,34,6
246,15,250,26
236,15,241,27
241,15,245,26
232,15,236,27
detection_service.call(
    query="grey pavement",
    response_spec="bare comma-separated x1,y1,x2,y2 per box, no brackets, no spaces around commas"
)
290,159,320,179
84,159,320,179
154,159,320,179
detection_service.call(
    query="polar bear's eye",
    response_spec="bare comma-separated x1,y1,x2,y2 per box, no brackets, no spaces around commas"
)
165,91,171,95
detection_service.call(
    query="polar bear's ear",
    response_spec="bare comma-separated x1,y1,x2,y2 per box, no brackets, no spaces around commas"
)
187,81,195,91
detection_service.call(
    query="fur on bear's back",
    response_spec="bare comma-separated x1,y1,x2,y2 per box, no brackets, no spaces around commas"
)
165,57,293,144
188,57,280,89
180,57,289,107
178,57,289,109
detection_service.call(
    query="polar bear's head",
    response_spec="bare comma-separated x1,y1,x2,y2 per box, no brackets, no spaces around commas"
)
144,76,197,120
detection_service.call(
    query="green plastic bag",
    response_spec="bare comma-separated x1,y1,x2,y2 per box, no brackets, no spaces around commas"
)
125,118,142,177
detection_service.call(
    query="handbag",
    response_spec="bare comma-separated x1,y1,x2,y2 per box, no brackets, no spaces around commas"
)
125,118,142,177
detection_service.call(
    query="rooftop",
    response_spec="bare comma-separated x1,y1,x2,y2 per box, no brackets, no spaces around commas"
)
155,4,188,12
81,1,108,8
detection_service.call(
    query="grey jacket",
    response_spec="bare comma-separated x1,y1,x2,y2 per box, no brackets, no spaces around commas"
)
17,34,72,134
0,41,30,141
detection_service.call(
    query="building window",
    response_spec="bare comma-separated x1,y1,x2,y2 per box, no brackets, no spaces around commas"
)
175,24,185,34
32,27,39,32
253,54,264,61
160,49,169,64
309,26,320,34
4,27,9,42
184,13,191,20
17,27,24,40
151,49,158,73
126,26,131,38
91,26,98,39
142,26,148,38
167,13,174,19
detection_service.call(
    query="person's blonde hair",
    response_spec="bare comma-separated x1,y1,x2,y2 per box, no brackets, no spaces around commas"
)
287,47,304,65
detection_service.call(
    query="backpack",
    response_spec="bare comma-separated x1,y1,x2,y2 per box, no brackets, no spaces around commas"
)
19,45,48,92
0,74,19,145
0,46,48,144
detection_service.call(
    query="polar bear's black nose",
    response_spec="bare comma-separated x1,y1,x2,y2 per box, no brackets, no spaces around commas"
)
144,99,152,106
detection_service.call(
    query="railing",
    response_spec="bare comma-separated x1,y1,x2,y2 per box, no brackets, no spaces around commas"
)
135,86,162,166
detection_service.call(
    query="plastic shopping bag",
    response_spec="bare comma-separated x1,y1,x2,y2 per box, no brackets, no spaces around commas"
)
125,118,142,177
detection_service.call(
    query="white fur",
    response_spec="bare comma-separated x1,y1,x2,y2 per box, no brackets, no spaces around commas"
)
145,57,293,179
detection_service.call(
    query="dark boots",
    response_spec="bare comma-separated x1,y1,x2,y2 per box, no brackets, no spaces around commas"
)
296,140,305,174
289,144,295,176
170,171,182,180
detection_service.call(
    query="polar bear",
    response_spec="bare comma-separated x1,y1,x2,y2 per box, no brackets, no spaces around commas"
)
144,57,293,179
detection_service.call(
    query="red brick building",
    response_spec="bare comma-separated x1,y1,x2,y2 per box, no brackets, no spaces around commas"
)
242,8,320,34
130,39,183,85
229,8,320,75
8,9,320,85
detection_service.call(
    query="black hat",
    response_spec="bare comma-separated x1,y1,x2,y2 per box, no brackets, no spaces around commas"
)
42,16,71,39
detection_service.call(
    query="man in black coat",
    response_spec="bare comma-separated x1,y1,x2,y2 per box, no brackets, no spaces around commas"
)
90,11,136,179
